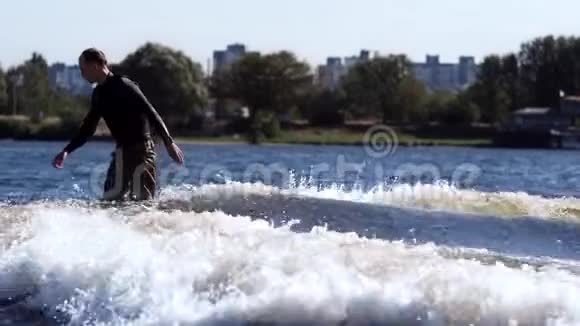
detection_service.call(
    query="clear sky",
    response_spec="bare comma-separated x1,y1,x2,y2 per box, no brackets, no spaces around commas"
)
1,0,579,69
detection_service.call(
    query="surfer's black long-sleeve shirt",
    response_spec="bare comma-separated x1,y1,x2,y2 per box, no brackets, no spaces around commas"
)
64,74,174,154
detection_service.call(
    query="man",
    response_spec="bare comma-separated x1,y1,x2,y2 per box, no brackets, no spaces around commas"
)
52,48,185,201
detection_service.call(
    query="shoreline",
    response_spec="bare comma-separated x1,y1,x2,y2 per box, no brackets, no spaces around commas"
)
175,137,494,148
0,135,494,148
3,125,568,150
4,136,578,151
0,117,501,148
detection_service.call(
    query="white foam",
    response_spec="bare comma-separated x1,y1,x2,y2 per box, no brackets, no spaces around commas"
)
1,202,580,325
158,181,580,220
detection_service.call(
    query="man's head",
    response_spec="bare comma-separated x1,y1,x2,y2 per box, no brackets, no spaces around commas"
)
79,48,109,84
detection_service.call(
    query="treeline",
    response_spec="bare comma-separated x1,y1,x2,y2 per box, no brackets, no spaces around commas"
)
457,35,580,124
0,53,91,139
1,35,580,143
212,34,580,142
306,35,580,126
0,43,208,139
0,53,88,121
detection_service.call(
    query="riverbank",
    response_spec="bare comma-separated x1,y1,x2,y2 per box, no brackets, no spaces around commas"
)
175,128,493,147
0,116,494,147
0,130,493,148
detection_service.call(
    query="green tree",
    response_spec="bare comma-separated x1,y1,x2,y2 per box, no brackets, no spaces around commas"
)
443,93,481,126
560,37,580,95
396,76,428,123
519,36,557,108
466,55,511,123
3,53,90,127
301,87,347,126
212,51,312,143
423,91,456,123
519,35,565,108
499,53,529,112
116,42,208,130
6,53,51,119
341,55,413,123
518,35,580,109
51,90,91,125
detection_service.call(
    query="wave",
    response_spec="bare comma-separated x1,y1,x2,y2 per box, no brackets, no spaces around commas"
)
0,201,580,325
158,181,580,220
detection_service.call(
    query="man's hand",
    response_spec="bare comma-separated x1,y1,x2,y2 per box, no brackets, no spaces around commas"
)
167,142,184,165
52,151,68,169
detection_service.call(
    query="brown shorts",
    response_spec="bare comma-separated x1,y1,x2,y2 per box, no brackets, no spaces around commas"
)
103,139,157,201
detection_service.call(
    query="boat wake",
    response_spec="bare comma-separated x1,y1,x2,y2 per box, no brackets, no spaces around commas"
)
0,183,580,325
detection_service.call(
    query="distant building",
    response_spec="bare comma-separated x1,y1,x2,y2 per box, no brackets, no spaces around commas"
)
412,55,478,93
344,50,370,70
343,56,358,70
501,97,580,133
317,50,371,90
505,108,569,131
495,107,567,148
212,43,249,74
318,57,344,90
458,56,477,85
495,97,580,149
48,63,93,96
212,51,226,73
316,51,476,92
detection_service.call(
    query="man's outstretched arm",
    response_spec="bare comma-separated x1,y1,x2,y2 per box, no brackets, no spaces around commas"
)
120,77,174,147
52,99,101,169
62,106,102,154
121,77,184,164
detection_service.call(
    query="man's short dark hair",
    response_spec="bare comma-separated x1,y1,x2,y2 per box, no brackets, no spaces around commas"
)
80,48,107,65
